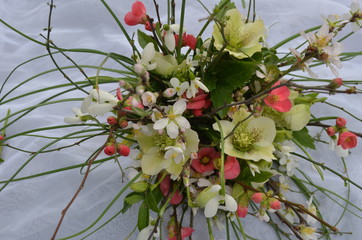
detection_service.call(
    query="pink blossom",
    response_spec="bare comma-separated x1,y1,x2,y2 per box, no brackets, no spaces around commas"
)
169,227,194,240
336,117,347,127
186,90,211,117
337,131,358,149
191,147,220,173
223,156,240,179
160,175,183,205
236,205,248,218
263,81,292,112
174,33,197,50
124,1,147,26
269,199,281,210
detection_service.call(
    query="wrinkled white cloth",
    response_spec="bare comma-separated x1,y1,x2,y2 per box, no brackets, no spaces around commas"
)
0,0,362,239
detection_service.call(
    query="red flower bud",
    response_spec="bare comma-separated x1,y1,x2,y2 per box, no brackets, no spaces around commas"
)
326,126,336,136
251,192,264,203
269,199,281,210
119,119,128,128
236,205,248,218
328,78,343,89
0,135,4,141
107,116,117,125
117,144,130,156
336,117,347,127
104,144,116,156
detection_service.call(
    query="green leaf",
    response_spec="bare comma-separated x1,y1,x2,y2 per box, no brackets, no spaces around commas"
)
137,30,159,51
213,0,236,21
138,201,149,231
146,190,160,213
125,193,144,205
292,127,316,150
250,171,273,183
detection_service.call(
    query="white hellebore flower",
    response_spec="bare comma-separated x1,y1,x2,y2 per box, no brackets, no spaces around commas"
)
153,100,191,139
203,185,237,218
141,91,157,107
81,89,118,116
64,107,87,124
323,42,343,77
186,77,209,98
138,42,157,71
163,77,189,98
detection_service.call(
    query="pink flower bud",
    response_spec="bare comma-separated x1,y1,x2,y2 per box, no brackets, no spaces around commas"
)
328,78,343,89
107,116,117,125
269,199,281,210
251,192,265,203
117,144,130,156
337,131,358,149
0,135,4,141
163,88,176,98
104,144,116,156
326,126,336,136
119,119,128,128
119,80,126,87
170,190,183,205
236,205,248,218
336,117,347,127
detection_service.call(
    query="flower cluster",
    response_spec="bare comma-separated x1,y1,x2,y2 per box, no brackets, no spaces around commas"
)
59,1,361,239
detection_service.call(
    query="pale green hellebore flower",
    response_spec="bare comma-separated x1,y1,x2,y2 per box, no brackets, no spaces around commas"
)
213,8,266,59
283,104,311,131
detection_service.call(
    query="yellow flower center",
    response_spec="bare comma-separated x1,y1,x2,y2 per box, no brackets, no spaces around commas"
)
200,156,211,164
154,133,176,150
233,126,262,152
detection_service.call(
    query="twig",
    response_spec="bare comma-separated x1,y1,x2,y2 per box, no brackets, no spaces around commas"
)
274,211,304,240
307,122,362,138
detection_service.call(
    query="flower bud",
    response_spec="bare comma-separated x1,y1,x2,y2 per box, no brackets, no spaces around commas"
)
328,78,343,89
326,126,337,136
107,116,117,125
269,199,281,210
236,205,248,218
0,135,4,141
104,143,116,156
130,181,148,192
136,85,146,95
119,119,129,128
117,144,131,156
163,88,176,98
251,192,265,203
336,117,347,127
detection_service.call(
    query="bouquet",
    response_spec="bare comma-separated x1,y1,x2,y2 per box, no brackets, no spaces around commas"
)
1,0,362,239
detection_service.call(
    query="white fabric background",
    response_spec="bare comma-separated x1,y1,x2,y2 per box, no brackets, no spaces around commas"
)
0,0,362,239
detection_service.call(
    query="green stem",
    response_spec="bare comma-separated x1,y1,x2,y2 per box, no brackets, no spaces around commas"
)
206,218,214,240
214,117,226,196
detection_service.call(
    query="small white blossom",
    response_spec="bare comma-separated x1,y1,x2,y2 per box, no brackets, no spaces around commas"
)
141,91,157,107
153,100,190,139
81,89,118,116
323,42,343,77
343,0,362,32
300,23,334,50
164,146,184,164
329,137,348,157
138,43,157,71
186,77,209,98
306,197,317,224
64,107,87,124
289,48,318,78
204,185,238,218
163,77,189,98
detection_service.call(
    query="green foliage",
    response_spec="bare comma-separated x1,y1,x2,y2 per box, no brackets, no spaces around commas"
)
204,55,257,117
138,201,150,231
213,0,236,21
292,127,316,150
137,30,159,51
121,192,144,214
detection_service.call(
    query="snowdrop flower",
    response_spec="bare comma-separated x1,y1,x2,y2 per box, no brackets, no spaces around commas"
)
138,42,157,71
196,185,237,218
163,24,185,52
289,48,318,78
186,77,209,99
163,77,189,98
329,137,348,157
64,107,88,124
81,89,118,116
153,100,191,139
323,42,343,77
306,197,317,224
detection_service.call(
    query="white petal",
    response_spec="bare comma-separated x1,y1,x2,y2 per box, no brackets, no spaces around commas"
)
137,226,153,240
166,121,179,139
81,95,92,113
178,82,189,96
142,43,156,63
173,100,187,115
72,107,83,116
153,118,169,130
224,194,238,212
170,77,180,88
175,116,190,129
195,79,209,92
204,196,220,218
64,116,82,124
164,31,176,52
88,103,114,116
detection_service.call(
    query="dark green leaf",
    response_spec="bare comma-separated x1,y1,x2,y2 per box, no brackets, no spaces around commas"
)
138,201,149,231
250,171,273,183
137,30,159,51
121,192,144,214
125,193,144,205
146,190,160,213
292,127,316,150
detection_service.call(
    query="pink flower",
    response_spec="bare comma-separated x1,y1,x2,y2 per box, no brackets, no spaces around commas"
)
337,131,358,149
160,175,183,205
269,199,281,210
186,90,211,117
263,81,292,112
174,33,197,50
336,117,347,127
236,205,248,218
251,192,265,203
223,156,240,179
124,1,147,26
169,227,194,240
191,147,220,173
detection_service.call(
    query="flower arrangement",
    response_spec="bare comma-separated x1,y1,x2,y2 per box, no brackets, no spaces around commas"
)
1,0,362,240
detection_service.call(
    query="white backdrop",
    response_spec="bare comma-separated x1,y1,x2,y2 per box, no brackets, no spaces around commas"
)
1,0,362,239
